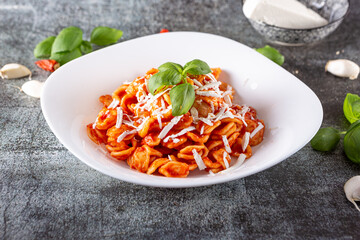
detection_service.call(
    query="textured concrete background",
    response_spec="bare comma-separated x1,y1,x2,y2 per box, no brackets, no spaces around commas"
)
0,0,359,239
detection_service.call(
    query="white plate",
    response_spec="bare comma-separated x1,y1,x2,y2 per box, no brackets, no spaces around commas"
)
41,32,323,188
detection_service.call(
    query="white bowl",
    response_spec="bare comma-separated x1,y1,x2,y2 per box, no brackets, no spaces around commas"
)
41,32,323,188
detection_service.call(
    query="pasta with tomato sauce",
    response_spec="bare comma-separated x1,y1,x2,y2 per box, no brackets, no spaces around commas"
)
87,67,265,178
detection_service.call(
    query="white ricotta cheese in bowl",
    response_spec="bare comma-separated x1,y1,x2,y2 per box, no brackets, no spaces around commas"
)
243,0,329,29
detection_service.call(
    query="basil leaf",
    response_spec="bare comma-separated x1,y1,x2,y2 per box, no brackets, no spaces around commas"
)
310,127,341,151
343,93,360,124
183,59,211,75
344,120,360,164
170,83,195,116
90,26,123,46
33,36,56,58
158,62,183,73
256,45,285,66
148,69,182,95
50,48,82,65
51,26,83,54
80,40,93,54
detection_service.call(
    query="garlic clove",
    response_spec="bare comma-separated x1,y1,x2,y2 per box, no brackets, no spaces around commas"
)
21,80,44,98
0,63,32,79
344,175,360,212
325,59,360,80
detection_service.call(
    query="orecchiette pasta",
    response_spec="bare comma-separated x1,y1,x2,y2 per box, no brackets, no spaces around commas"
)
87,67,265,177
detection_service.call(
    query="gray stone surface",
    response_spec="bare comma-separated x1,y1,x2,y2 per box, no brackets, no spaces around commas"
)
0,0,359,239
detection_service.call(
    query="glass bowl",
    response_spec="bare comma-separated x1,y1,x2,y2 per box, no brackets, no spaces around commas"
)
242,0,350,46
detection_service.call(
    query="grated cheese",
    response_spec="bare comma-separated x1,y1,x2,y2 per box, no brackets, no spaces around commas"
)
200,125,205,135
136,116,150,131
116,107,123,128
205,73,217,82
199,118,213,126
223,151,230,169
224,95,232,105
250,122,264,138
242,132,250,152
196,90,222,98
172,138,180,143
157,115,162,129
192,149,206,170
190,107,198,119
158,115,182,139
168,155,172,161
192,79,203,87
117,130,137,142
198,81,221,91
163,126,196,142
208,170,215,176
236,153,246,167
222,135,232,153
108,99,119,109
210,101,215,113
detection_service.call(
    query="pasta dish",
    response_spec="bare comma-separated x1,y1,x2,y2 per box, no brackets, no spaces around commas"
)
87,60,265,178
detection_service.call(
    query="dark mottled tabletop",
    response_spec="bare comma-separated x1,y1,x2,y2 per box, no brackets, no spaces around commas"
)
0,0,359,239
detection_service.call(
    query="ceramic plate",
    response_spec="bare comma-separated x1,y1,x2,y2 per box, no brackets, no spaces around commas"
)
41,32,323,188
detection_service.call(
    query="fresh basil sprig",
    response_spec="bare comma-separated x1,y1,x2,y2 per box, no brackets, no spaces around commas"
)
34,26,123,67
256,45,285,66
170,83,196,116
90,26,123,46
33,36,56,58
311,93,360,164
311,127,341,151
343,93,360,124
344,120,360,164
149,59,211,116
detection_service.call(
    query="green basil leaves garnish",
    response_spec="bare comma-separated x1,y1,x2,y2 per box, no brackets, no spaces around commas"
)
148,69,182,94
80,40,93,54
170,83,195,116
34,26,123,67
50,48,82,65
90,26,123,46
183,59,212,75
311,127,341,151
51,26,83,54
343,93,360,124
344,120,360,164
33,36,56,58
256,45,285,66
148,59,211,116
311,93,360,165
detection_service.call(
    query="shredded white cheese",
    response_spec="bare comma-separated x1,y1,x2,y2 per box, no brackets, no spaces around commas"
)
224,95,232,106
236,153,246,167
163,126,196,143
200,126,205,135
192,78,203,87
136,116,150,131
157,115,162,129
198,81,221,91
117,130,137,142
196,91,222,98
222,135,232,153
250,122,264,138
190,107,198,119
158,115,182,139
108,99,119,109
172,138,180,143
116,107,123,128
223,151,230,169
208,170,215,176
242,132,250,152
199,118,213,126
192,149,206,170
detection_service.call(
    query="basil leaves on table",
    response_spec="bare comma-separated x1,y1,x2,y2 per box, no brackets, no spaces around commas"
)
256,45,285,66
34,26,123,67
344,120,360,164
311,94,360,164
149,59,211,116
311,127,341,152
343,93,360,124
90,26,123,46
33,36,56,58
